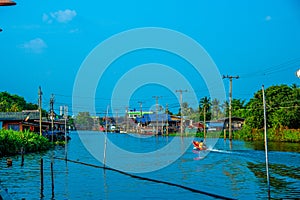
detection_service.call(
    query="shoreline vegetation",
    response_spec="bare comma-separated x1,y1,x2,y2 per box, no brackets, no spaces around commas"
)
234,127,300,143
0,128,299,157
0,129,51,157
163,129,300,143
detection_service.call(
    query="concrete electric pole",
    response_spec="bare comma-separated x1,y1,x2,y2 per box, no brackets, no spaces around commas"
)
176,89,187,137
38,86,43,136
152,96,161,135
222,75,239,141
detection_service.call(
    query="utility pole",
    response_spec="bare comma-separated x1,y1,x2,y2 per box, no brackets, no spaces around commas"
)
223,75,239,141
166,104,169,136
203,104,207,140
125,106,129,133
50,94,55,143
138,101,143,133
38,86,43,136
63,105,68,160
152,96,162,135
176,89,187,137
138,101,143,118
115,109,118,129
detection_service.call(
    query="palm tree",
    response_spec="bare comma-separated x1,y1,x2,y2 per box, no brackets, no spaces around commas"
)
211,98,221,120
221,101,229,118
199,97,211,139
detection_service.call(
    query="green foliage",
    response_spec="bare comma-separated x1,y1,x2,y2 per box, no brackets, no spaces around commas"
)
234,126,300,142
74,112,94,130
211,98,222,120
231,99,247,118
199,97,212,121
0,129,51,156
0,91,38,112
244,84,300,130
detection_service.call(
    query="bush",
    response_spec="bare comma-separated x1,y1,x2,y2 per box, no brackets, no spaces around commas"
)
0,129,51,157
234,126,300,142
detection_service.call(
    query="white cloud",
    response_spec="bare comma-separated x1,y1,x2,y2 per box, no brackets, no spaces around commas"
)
43,9,77,24
20,38,47,53
42,13,52,24
69,28,79,33
265,15,272,21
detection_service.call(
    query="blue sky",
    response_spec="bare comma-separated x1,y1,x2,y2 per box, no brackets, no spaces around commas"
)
1,0,300,116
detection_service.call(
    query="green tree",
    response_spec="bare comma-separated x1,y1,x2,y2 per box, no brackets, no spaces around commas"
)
75,112,94,130
221,101,229,118
199,97,211,138
231,99,247,118
0,91,38,112
24,102,38,110
199,97,211,121
211,98,222,120
244,84,300,129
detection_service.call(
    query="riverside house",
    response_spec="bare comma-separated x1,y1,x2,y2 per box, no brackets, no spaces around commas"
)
0,110,66,133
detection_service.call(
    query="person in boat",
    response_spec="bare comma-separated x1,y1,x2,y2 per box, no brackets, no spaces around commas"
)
198,140,206,149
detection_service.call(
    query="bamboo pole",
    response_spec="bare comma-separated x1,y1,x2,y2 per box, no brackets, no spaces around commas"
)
51,162,55,198
21,147,24,167
40,158,44,198
262,85,271,198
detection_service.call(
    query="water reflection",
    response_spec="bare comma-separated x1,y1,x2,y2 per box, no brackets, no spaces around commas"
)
0,132,300,199
247,162,300,199
245,141,300,152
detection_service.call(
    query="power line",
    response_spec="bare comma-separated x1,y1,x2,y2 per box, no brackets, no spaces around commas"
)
239,57,300,79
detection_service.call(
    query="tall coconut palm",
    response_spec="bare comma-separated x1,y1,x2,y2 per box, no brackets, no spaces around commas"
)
211,98,221,120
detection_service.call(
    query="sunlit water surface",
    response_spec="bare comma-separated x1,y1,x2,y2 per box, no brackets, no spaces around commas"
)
0,131,299,199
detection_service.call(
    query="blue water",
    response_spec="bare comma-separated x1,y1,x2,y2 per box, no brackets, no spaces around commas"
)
0,131,299,199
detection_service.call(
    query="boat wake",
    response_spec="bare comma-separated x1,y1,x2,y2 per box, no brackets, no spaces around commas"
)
208,148,233,154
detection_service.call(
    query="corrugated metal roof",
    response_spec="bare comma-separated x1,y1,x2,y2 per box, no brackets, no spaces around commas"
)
0,111,40,121
136,114,171,123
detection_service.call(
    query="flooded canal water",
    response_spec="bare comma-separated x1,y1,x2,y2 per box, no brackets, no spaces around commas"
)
0,131,299,199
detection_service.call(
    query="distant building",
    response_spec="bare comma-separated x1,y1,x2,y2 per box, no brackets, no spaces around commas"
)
127,110,153,119
0,110,66,132
135,113,181,133
91,116,100,131
0,110,40,131
206,117,245,131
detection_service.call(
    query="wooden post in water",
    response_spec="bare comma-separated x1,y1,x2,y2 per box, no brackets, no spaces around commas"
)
21,147,24,167
40,158,44,198
51,162,55,198
262,85,271,198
